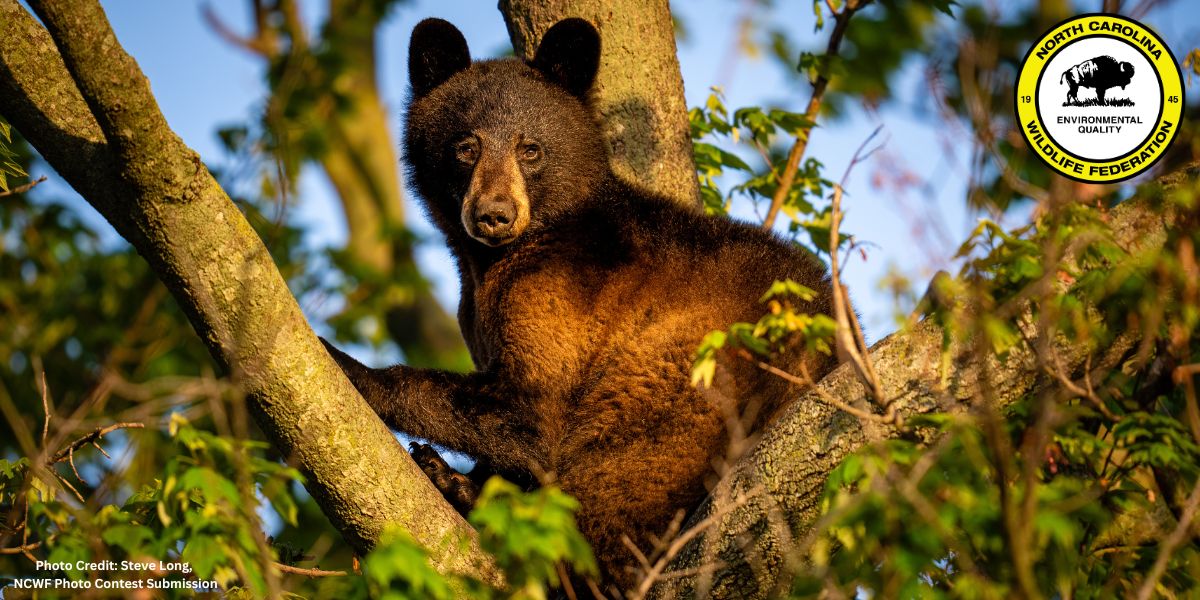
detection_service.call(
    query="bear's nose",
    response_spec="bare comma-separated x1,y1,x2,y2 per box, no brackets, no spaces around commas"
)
474,200,516,237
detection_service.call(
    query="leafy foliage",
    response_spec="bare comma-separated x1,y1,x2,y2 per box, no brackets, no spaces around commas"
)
0,123,594,600
793,180,1200,596
678,1,1200,596
2,409,596,598
0,416,301,596
343,479,597,600
692,279,836,388
470,477,597,597
689,90,836,248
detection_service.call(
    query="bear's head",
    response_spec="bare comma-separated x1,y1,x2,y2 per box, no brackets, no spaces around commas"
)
403,18,609,248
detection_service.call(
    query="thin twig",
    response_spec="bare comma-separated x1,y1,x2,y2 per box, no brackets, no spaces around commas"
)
0,176,47,198
50,423,144,464
201,3,274,56
39,370,50,448
761,0,870,229
644,510,687,564
67,446,83,482
744,350,896,427
647,561,726,583
51,469,84,503
585,578,605,599
827,128,889,410
628,488,762,600
0,541,42,555
556,561,579,600
1128,0,1167,20
621,534,653,571
273,562,348,577
742,350,895,423
1042,351,1119,421
1135,477,1200,600
21,484,30,557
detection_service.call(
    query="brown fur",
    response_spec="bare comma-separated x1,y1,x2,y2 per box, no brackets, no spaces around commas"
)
322,18,837,588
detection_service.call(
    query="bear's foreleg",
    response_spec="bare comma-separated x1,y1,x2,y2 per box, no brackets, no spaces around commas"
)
320,339,542,473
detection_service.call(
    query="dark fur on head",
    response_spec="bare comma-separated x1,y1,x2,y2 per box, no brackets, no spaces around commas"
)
404,18,608,251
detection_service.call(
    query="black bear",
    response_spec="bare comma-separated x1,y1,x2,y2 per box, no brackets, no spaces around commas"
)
322,17,836,589
1061,55,1135,105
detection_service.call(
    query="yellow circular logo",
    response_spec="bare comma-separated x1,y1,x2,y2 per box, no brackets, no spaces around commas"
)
1015,14,1183,183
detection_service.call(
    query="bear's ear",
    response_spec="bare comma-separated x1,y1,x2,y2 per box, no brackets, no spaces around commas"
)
531,18,601,98
409,18,471,98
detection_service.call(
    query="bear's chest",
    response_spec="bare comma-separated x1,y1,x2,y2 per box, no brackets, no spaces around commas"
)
466,244,646,397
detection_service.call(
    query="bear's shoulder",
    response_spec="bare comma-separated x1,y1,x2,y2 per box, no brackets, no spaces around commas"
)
555,178,809,266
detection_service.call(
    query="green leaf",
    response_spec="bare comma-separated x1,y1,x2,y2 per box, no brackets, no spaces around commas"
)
182,535,224,580
46,533,91,580
102,524,155,555
981,315,1019,355
470,476,597,591
768,109,817,137
759,279,818,303
0,457,29,479
178,466,242,506
691,330,727,388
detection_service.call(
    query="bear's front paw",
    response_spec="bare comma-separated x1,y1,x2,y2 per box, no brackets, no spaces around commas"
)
409,442,479,516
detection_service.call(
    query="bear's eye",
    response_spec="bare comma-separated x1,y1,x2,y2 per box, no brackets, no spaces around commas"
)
521,143,542,162
455,140,478,165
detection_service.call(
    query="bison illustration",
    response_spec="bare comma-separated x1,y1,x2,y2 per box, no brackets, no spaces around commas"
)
1060,55,1135,106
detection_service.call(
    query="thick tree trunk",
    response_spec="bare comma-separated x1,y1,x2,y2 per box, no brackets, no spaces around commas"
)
500,0,701,208
0,0,495,582
650,166,1193,598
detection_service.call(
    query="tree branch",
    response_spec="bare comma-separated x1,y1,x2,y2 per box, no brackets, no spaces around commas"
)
0,0,495,582
0,541,42,556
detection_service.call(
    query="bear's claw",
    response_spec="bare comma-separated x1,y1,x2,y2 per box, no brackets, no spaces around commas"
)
409,442,479,516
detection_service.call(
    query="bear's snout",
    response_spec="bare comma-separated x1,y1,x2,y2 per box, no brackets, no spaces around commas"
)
460,146,533,247
473,198,517,239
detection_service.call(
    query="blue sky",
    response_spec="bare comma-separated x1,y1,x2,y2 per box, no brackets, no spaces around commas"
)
28,1,1200,343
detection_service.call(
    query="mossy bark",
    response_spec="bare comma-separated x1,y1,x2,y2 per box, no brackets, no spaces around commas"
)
0,0,495,582
500,0,701,208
